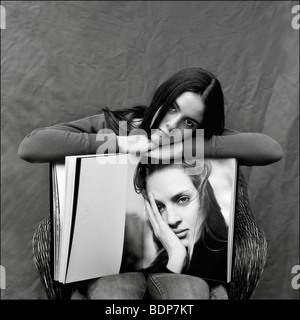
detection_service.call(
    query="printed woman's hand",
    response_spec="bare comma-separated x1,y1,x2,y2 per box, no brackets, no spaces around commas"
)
145,193,187,273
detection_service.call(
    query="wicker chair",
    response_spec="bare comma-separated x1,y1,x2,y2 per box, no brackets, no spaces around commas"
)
32,171,267,300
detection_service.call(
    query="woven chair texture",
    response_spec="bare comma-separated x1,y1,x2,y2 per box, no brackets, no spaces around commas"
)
228,172,267,299
32,218,73,300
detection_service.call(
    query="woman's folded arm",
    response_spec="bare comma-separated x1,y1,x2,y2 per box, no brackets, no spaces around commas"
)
18,114,118,163
204,128,283,166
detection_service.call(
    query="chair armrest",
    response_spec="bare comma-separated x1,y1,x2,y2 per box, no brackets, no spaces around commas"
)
227,171,268,299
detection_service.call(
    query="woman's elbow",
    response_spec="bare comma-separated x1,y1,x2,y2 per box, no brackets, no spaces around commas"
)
18,133,47,163
262,135,284,164
272,142,284,163
18,138,38,162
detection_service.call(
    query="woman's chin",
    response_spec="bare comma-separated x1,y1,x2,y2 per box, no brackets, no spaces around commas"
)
179,237,189,249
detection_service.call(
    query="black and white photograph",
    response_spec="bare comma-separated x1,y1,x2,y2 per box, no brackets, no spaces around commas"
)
0,0,299,303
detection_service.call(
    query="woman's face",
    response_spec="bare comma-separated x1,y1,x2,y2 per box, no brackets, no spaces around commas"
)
151,92,205,144
146,167,201,248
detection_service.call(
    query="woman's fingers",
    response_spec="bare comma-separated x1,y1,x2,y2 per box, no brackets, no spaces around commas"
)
120,134,185,158
127,135,157,155
148,192,162,221
145,192,166,232
144,199,158,231
146,142,183,160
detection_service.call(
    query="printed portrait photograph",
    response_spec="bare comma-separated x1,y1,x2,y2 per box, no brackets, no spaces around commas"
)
0,1,298,302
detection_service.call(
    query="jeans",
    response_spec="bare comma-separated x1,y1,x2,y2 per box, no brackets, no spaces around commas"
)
74,272,228,300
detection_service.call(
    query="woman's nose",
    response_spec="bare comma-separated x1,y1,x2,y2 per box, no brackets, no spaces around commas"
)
164,208,182,227
166,115,180,131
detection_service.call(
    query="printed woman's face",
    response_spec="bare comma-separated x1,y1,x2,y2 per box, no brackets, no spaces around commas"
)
146,167,201,248
151,92,205,145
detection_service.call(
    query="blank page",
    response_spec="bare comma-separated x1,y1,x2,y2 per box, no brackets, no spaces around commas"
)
65,154,129,283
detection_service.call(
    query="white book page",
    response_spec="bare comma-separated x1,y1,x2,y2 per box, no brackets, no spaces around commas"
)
51,165,59,280
59,157,77,282
54,163,66,279
65,154,129,283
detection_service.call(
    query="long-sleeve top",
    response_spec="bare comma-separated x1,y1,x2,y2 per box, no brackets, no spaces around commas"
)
18,113,283,166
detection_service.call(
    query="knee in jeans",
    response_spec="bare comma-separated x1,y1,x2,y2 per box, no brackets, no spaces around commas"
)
86,273,147,299
180,276,210,297
147,273,210,300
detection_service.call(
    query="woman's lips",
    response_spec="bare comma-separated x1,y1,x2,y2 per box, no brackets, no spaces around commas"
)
174,229,189,239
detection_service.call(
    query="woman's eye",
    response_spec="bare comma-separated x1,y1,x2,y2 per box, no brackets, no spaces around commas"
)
178,196,189,205
185,119,194,128
157,204,165,212
169,104,176,112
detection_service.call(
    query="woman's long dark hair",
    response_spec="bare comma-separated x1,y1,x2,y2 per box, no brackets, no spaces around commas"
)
99,67,225,138
99,105,147,135
139,68,225,139
134,160,228,272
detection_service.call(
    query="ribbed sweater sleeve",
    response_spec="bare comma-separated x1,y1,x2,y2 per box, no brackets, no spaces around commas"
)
18,113,283,166
204,128,283,166
18,114,118,163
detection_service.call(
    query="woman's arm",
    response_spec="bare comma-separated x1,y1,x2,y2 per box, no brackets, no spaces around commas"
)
146,128,283,166
204,128,283,166
18,114,118,163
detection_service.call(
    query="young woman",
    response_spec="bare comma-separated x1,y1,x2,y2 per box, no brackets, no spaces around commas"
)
18,67,283,166
20,67,282,299
82,160,229,299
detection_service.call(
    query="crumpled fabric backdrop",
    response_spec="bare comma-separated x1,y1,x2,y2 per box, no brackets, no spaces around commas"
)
1,1,299,299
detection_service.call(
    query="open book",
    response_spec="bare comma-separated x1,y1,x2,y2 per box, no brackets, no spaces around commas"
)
50,154,237,284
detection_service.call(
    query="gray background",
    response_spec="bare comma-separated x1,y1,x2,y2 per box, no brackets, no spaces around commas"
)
1,1,299,299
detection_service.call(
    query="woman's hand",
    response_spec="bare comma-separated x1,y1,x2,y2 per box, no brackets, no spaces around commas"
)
146,141,184,161
145,193,187,273
117,135,157,155
146,134,204,164
117,134,202,165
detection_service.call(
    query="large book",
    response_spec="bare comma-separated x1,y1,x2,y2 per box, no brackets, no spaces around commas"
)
50,154,237,284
